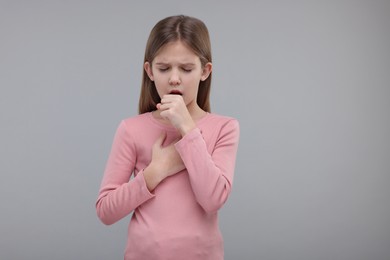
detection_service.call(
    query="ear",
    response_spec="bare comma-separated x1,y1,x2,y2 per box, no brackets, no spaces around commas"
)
144,62,154,81
201,62,212,81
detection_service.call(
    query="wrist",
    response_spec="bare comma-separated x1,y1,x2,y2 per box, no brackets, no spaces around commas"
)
179,121,196,137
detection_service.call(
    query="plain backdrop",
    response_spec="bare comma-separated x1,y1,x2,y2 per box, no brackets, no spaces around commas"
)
1,0,389,259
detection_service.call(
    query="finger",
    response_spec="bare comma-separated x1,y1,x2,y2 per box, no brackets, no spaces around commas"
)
157,103,172,111
157,102,172,111
165,136,182,147
161,94,183,103
154,131,167,148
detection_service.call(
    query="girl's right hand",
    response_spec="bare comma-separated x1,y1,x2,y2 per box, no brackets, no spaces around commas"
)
143,132,185,191
152,132,185,177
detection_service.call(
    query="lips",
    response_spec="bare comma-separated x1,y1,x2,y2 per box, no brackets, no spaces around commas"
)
169,90,182,95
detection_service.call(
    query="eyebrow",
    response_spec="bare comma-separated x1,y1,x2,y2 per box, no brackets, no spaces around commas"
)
154,62,196,66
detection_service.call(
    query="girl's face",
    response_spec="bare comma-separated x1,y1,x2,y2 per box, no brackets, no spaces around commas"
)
144,41,212,113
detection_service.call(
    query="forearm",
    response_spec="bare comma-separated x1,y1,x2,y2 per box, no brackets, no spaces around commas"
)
175,124,239,213
96,171,154,225
184,150,231,213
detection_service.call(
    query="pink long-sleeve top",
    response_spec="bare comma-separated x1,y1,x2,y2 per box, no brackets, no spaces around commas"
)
96,112,239,260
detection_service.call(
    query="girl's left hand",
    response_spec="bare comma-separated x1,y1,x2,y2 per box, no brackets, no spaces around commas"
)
157,94,196,136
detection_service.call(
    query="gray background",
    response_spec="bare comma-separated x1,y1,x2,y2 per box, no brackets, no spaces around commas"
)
1,0,389,259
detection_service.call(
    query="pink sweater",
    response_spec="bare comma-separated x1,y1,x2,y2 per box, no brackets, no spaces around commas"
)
96,112,239,260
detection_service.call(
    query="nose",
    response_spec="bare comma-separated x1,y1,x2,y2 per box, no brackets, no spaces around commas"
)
168,70,181,86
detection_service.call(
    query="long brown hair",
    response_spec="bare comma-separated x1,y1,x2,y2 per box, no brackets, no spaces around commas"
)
138,15,212,114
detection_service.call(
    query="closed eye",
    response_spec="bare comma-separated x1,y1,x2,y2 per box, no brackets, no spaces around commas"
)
158,67,169,72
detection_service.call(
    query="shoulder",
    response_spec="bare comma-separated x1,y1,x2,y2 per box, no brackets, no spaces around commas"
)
203,113,239,131
200,113,240,142
120,113,151,129
115,113,154,136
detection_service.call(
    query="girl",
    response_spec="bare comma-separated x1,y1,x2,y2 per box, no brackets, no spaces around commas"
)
96,15,239,260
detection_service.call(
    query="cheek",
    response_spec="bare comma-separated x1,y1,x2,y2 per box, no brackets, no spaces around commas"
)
152,80,163,96
154,74,169,86
154,85,165,98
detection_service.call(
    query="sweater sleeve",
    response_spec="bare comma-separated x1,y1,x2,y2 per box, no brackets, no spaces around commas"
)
174,119,240,213
96,121,155,225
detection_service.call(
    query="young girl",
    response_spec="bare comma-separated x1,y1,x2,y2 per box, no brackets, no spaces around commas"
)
96,15,239,260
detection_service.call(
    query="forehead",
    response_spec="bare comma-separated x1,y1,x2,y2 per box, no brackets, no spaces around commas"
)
153,41,200,64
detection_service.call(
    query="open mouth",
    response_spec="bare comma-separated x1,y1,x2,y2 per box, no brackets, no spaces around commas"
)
169,90,182,95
